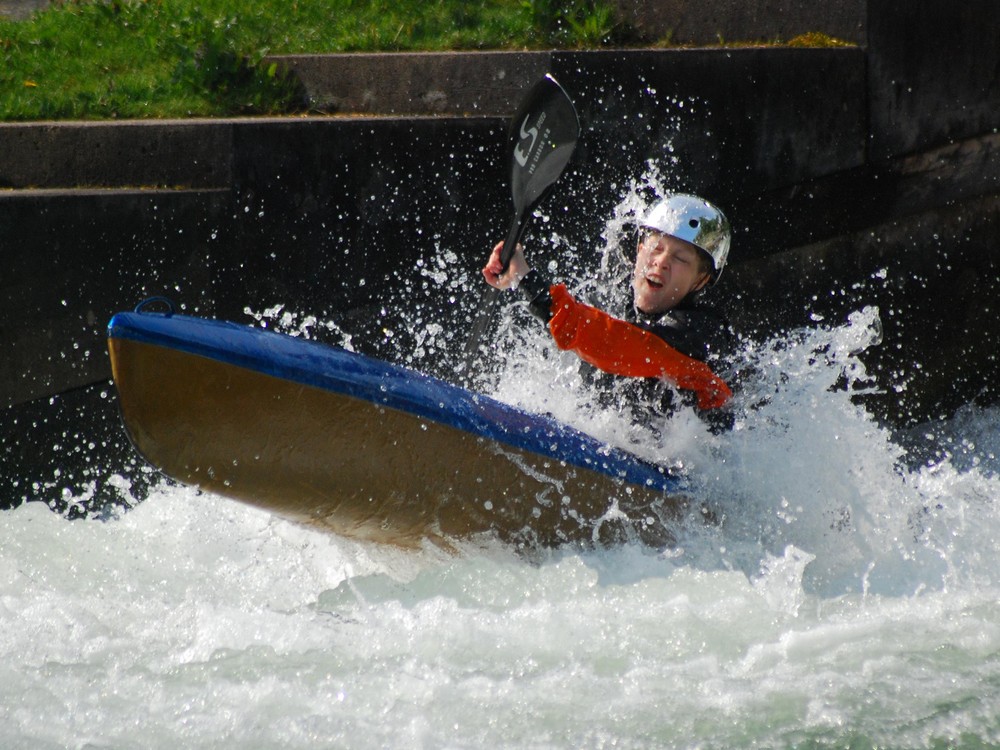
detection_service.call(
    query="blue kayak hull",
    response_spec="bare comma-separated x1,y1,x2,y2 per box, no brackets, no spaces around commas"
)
107,307,687,549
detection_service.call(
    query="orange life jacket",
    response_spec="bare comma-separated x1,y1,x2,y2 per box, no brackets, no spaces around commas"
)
546,284,732,410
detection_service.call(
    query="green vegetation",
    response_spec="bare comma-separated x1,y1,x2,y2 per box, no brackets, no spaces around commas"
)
0,0,855,121
786,31,854,48
0,0,629,120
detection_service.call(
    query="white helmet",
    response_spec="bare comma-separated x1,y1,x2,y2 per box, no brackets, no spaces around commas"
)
640,193,732,283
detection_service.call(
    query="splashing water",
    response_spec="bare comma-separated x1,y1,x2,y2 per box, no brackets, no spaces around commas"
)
244,303,356,351
5,325,1000,747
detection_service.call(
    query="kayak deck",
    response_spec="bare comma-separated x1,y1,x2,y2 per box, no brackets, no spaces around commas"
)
108,305,689,549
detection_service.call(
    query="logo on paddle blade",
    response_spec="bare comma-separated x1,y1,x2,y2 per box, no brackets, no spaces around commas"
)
514,111,548,171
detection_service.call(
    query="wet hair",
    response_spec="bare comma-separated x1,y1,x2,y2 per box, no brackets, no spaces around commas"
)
695,248,714,277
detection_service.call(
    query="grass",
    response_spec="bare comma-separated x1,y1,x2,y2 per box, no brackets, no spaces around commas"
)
0,0,854,121
0,0,630,120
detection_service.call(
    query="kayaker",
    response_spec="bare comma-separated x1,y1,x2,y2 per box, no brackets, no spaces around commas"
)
482,192,737,428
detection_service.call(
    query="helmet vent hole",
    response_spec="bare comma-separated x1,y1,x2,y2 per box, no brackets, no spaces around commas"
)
689,219,700,228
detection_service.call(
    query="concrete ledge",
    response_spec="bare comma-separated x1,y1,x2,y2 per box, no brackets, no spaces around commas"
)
273,51,552,116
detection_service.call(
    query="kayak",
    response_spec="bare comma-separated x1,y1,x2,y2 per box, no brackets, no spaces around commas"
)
107,299,689,550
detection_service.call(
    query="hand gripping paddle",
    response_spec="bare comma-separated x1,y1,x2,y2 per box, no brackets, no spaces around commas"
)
462,74,580,368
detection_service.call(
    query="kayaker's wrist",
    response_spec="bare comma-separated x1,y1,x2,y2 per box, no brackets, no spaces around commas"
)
517,270,554,323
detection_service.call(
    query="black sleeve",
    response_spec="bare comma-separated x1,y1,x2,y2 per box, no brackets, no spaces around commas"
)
516,270,554,324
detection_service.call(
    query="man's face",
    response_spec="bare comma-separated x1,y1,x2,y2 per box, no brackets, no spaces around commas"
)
631,230,711,315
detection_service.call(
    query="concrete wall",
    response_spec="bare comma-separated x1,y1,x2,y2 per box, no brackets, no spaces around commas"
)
0,120,232,189
616,0,867,45
550,48,866,238
868,0,1000,161
1,187,228,404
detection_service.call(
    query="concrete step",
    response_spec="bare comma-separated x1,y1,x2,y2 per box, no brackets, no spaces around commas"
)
268,51,552,117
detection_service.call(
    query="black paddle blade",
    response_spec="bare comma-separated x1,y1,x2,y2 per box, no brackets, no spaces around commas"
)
500,74,580,269
461,74,579,372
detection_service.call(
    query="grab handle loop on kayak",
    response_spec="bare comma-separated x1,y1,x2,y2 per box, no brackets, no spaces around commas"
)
134,297,177,316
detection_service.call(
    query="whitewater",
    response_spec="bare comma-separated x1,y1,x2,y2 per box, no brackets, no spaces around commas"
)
4,192,1000,748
